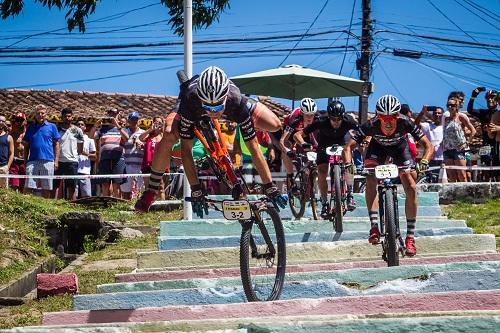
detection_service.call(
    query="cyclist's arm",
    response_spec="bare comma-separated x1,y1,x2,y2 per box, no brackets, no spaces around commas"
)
245,137,272,184
279,129,292,152
417,135,434,162
343,137,358,167
180,138,200,186
292,130,305,145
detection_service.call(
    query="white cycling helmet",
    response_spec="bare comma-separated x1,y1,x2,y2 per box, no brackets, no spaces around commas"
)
300,97,317,115
376,94,401,116
197,66,230,104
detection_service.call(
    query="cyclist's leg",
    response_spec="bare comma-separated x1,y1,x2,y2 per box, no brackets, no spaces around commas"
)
364,141,386,243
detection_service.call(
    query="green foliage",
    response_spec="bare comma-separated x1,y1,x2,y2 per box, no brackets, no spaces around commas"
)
75,267,132,294
1,0,230,35
82,234,97,253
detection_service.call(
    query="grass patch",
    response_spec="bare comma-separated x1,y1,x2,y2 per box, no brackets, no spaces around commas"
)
86,232,158,262
444,198,500,249
73,268,133,294
0,294,73,329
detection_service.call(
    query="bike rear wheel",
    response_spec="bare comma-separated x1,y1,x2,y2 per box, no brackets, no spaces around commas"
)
240,205,286,302
288,172,306,219
329,164,344,233
309,169,319,220
383,189,399,266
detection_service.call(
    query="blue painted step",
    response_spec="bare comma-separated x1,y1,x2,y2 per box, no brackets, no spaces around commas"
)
158,227,473,250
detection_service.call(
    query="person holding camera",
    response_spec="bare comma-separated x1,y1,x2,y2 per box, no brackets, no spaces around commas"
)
415,105,444,181
467,87,498,168
120,111,145,200
89,108,127,197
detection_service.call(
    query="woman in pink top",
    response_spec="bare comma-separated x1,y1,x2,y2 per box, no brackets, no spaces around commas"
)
139,117,165,198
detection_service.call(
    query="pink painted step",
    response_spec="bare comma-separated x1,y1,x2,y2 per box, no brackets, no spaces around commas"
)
116,253,500,283
43,289,500,325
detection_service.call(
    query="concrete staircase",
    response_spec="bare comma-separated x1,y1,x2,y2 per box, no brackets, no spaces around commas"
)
3,192,499,332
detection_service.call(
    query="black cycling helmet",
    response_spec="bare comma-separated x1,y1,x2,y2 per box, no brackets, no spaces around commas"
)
327,101,345,118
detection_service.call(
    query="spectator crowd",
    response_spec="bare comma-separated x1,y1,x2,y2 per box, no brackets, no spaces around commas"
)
0,86,498,201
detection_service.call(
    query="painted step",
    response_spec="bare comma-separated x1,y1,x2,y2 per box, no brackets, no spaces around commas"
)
137,234,497,270
43,289,500,325
240,316,500,333
194,206,443,220
160,219,467,237
98,261,500,294
207,192,440,207
9,313,500,333
158,227,473,250
117,253,500,282
74,269,500,310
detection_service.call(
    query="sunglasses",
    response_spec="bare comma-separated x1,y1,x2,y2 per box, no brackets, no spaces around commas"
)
447,104,457,108
329,117,342,122
202,103,225,113
378,114,398,121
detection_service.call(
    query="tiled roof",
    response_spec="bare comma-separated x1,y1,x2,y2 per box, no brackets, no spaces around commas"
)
0,89,291,125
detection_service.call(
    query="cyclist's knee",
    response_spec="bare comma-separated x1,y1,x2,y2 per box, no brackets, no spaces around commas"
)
252,103,281,132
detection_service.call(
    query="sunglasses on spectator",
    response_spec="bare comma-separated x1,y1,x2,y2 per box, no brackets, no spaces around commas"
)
447,104,458,108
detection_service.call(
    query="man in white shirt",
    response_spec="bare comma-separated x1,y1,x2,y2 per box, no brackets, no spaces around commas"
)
415,105,443,181
76,121,96,198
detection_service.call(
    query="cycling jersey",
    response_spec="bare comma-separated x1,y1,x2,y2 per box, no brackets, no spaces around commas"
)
177,78,257,141
304,115,358,165
352,115,424,147
304,114,358,148
283,108,302,131
283,108,318,146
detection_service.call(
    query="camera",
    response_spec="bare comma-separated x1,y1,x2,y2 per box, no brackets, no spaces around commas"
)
477,87,486,92
427,106,437,112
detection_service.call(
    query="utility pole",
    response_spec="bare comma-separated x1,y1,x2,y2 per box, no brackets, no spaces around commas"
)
357,0,373,124
183,0,193,78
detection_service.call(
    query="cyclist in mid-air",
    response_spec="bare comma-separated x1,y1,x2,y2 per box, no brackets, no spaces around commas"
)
279,97,319,189
344,95,433,256
135,66,287,215
295,100,359,218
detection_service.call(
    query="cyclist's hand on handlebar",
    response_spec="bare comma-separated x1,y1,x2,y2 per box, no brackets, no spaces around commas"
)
286,149,296,159
416,159,429,173
345,163,356,175
301,142,313,151
190,185,208,218
263,183,288,211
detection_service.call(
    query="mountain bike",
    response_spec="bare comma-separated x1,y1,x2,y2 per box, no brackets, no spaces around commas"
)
324,145,349,233
177,70,286,302
287,147,319,220
362,164,410,267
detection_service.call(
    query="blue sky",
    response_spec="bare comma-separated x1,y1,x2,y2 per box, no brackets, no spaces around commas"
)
0,0,498,113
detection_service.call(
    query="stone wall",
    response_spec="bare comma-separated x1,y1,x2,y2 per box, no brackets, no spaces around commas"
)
417,182,500,204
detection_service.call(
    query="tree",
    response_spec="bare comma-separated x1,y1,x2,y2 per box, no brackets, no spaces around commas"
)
0,0,230,36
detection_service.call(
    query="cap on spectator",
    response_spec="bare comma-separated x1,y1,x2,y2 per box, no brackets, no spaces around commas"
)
400,103,412,116
14,111,26,120
107,108,119,115
128,111,140,120
61,107,73,116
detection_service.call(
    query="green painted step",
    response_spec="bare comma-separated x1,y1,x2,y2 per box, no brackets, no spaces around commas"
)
137,234,497,270
207,192,440,207
96,261,500,294
160,219,467,237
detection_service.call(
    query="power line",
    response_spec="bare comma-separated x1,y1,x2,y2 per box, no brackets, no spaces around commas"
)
339,0,357,74
375,58,408,102
278,0,330,66
452,0,500,31
4,2,161,49
463,0,500,21
426,0,500,60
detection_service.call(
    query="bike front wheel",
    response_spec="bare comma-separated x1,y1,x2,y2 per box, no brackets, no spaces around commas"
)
330,164,344,233
383,189,399,266
288,172,306,219
240,205,286,302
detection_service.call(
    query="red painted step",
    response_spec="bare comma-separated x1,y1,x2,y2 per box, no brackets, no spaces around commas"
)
116,253,500,283
43,290,500,325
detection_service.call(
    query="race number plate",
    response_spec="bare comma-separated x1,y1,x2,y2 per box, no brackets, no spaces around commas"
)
326,145,343,156
375,164,399,179
222,200,252,220
479,145,492,156
306,151,317,161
